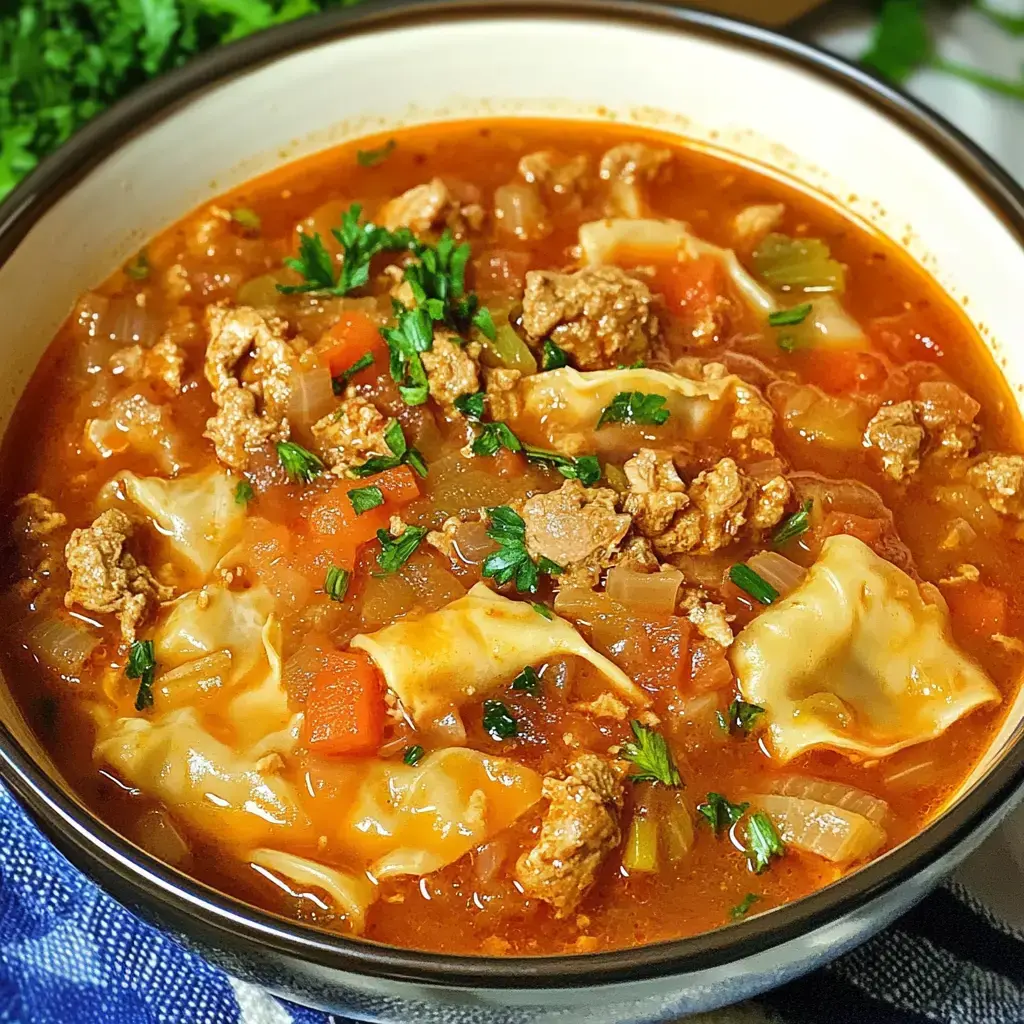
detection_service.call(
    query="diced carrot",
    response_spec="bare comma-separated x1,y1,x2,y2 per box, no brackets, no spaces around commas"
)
302,650,385,756
805,349,888,396
318,311,387,379
942,580,1007,637
653,255,726,314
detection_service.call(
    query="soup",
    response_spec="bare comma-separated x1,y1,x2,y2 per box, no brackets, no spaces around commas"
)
3,119,1023,957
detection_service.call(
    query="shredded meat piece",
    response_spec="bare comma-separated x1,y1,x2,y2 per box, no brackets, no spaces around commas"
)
622,449,689,535
378,177,484,237
732,203,785,244
967,453,1024,519
520,481,632,588
683,595,734,648
64,509,172,643
521,266,657,370
14,494,67,540
864,401,925,481
515,754,624,917
615,535,661,573
598,143,671,184
913,381,980,458
311,394,392,476
109,336,185,393
420,333,481,414
483,367,523,421
203,305,298,470
731,378,777,457
573,693,629,720
938,563,981,586
518,151,590,194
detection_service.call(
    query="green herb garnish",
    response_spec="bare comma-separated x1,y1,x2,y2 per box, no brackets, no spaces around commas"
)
351,420,427,479
481,506,563,594
541,338,570,371
724,698,766,736
768,303,812,327
403,744,425,766
532,602,553,620
621,720,682,787
697,792,749,834
276,441,325,484
348,485,384,515
772,500,813,548
231,207,261,235
511,666,541,696
745,812,785,874
597,392,670,429
324,565,350,602
454,391,486,420
728,564,779,605
124,250,149,281
730,893,761,920
333,352,374,394
376,525,428,575
126,639,157,712
357,139,396,167
482,699,518,741
472,421,523,457
234,480,254,506
522,446,601,487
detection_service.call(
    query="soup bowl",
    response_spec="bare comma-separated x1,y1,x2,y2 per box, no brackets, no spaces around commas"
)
2,1,1024,1021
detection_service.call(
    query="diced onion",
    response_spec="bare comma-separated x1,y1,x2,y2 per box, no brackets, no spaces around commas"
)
237,272,291,308
156,650,232,708
659,790,695,862
288,366,336,432
451,521,497,565
429,709,468,746
473,839,510,884
133,809,192,868
24,616,99,676
770,775,889,827
493,184,549,240
104,295,164,348
623,813,659,873
745,552,807,597
807,295,865,348
605,566,682,614
750,793,886,864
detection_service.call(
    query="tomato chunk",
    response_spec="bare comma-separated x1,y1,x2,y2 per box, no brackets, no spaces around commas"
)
303,650,385,756
318,311,387,380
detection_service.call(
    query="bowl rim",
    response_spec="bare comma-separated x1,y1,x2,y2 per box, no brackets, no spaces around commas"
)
3,0,1024,992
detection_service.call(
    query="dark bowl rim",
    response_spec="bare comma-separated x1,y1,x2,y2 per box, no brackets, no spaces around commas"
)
2,0,1024,992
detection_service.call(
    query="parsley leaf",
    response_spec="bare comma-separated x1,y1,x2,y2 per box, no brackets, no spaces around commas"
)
234,480,254,505
697,792,749,834
532,602,553,620
351,420,427,478
745,812,785,874
403,744,425,766
730,893,761,920
276,441,325,484
472,307,497,341
522,445,601,486
728,564,779,605
454,391,486,420
511,666,541,696
481,506,563,593
621,720,682,787
357,138,396,167
541,338,570,371
768,302,812,327
376,525,428,575
482,699,518,740
333,352,374,394
279,230,336,293
724,698,766,735
597,392,670,429
772,500,813,548
124,250,149,281
472,421,522,457
126,639,157,712
324,565,350,602
348,485,384,515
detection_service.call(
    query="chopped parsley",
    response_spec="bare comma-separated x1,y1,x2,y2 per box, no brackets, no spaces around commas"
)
234,480,254,505
126,639,157,712
597,392,670,429
772,499,813,548
472,421,522,457
730,893,762,920
403,744,425,766
376,525,428,575
454,391,486,420
541,338,570,371
357,138,397,167
324,565,350,602
777,333,804,354
522,446,601,487
767,302,812,327
532,602,553,620
721,698,766,736
728,563,779,605
276,441,325,484
124,249,149,281
621,720,682,787
481,506,563,593
511,666,541,696
697,792,749,834
333,352,374,394
472,307,497,341
745,812,785,874
230,207,261,235
482,699,518,741
348,485,384,515
351,420,427,478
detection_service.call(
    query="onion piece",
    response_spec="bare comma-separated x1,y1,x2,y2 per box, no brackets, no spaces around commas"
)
24,615,99,676
605,566,682,614
806,294,865,347
493,184,549,240
156,650,232,708
427,708,467,746
745,551,807,597
105,295,164,348
882,752,940,791
288,366,336,432
769,775,889,827
750,793,886,864
451,521,497,565
133,809,192,868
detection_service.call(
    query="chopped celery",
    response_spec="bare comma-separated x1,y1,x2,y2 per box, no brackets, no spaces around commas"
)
477,321,538,374
623,814,659,873
662,794,695,862
753,233,846,293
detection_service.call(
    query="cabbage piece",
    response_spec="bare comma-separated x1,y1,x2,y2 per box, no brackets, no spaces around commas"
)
732,535,1000,761
248,849,376,933
120,467,246,582
94,708,310,848
351,582,647,727
578,217,777,315
750,793,885,864
752,233,846,292
303,747,543,879
501,365,740,456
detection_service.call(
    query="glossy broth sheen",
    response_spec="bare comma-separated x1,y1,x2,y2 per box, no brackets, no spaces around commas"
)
3,119,1023,956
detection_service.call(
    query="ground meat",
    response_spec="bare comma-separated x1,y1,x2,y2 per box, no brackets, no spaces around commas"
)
203,305,298,470
913,381,980,458
109,336,185,393
732,203,785,244
310,394,392,476
483,367,523,422
11,494,68,601
598,143,671,184
622,449,689,535
572,693,629,720
518,151,589,194
515,753,624,918
64,509,172,643
864,401,925,481
731,378,777,457
681,590,734,647
14,494,67,540
521,266,657,370
967,453,1024,519
615,535,661,573
85,392,184,475
520,481,632,587
420,333,481,414
378,177,484,237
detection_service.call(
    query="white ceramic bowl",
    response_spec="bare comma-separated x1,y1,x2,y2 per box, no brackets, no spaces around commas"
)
2,3,1024,1021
